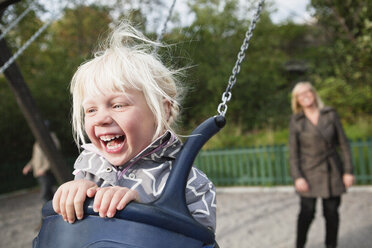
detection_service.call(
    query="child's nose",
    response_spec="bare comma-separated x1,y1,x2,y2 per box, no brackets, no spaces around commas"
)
95,111,113,125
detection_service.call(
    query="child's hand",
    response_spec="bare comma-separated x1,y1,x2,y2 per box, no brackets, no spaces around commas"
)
52,179,97,223
89,186,140,218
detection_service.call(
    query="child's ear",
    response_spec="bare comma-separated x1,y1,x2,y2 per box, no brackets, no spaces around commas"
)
163,99,171,122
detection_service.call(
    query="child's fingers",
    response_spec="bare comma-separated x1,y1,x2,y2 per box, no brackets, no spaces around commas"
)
97,188,116,218
93,187,138,218
117,189,139,211
52,188,62,214
86,185,98,198
107,189,129,218
93,187,105,214
59,188,69,222
74,188,87,220
65,187,78,223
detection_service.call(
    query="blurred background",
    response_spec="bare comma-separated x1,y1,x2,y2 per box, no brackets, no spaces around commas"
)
0,0,371,194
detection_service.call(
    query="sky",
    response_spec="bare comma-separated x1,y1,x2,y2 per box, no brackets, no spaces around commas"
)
172,0,313,28
269,0,313,24
34,0,314,33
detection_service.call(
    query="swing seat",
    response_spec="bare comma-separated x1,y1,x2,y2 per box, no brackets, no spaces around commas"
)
33,199,213,248
33,116,226,248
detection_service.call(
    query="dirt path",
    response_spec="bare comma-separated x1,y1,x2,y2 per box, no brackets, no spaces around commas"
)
1,187,371,248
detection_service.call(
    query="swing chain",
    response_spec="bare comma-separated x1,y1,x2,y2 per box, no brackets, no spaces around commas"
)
154,0,177,53
0,17,54,74
217,91,231,116
0,2,65,75
217,0,265,116
0,4,34,40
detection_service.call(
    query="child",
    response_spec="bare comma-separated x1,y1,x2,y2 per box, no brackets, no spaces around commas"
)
52,21,216,232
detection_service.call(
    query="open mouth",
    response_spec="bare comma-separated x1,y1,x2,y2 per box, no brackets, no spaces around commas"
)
100,134,125,152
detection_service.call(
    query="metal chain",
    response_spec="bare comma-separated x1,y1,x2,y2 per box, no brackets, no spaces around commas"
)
0,5,33,40
217,0,265,116
0,17,54,75
0,3,65,75
154,0,177,53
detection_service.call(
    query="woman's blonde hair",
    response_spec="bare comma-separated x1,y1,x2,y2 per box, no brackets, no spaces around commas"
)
70,21,184,146
291,81,324,114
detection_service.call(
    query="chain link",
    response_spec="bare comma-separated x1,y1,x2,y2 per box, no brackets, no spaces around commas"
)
217,0,265,116
0,2,66,75
154,0,177,53
217,91,232,116
0,5,33,41
0,17,55,75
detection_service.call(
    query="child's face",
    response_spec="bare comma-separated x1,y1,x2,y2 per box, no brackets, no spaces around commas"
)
83,88,157,166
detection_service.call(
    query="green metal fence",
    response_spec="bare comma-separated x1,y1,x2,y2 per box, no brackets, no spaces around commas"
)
195,139,372,186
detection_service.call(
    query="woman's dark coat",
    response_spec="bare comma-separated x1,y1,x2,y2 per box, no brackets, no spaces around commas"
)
289,107,354,198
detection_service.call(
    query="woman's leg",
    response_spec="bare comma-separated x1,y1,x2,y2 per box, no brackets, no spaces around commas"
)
322,196,341,248
296,197,316,248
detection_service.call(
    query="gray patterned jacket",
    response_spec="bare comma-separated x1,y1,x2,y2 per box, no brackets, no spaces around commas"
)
73,131,216,231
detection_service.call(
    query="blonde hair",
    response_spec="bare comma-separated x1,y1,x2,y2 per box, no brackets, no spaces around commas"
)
291,81,324,114
70,21,184,146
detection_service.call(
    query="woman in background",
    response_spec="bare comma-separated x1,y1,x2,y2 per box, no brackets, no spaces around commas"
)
289,82,354,248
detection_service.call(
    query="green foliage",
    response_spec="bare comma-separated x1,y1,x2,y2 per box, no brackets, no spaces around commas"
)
316,77,372,121
203,124,290,150
343,117,372,140
309,0,372,118
168,0,299,132
205,117,371,149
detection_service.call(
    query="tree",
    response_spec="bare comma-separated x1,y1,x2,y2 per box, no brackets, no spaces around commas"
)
309,0,372,120
167,0,301,132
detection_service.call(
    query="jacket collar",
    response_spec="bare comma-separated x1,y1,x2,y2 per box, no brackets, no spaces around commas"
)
122,130,181,166
294,106,333,121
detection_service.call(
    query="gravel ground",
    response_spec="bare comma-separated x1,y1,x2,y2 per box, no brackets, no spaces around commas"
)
215,187,372,248
0,186,371,248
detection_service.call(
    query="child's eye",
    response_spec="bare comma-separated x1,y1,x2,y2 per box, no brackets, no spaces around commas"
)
113,103,126,109
85,108,96,114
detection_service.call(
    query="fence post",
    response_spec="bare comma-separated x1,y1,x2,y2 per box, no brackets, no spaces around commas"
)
238,148,245,186
368,138,372,184
265,145,273,185
356,138,367,184
282,144,291,184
